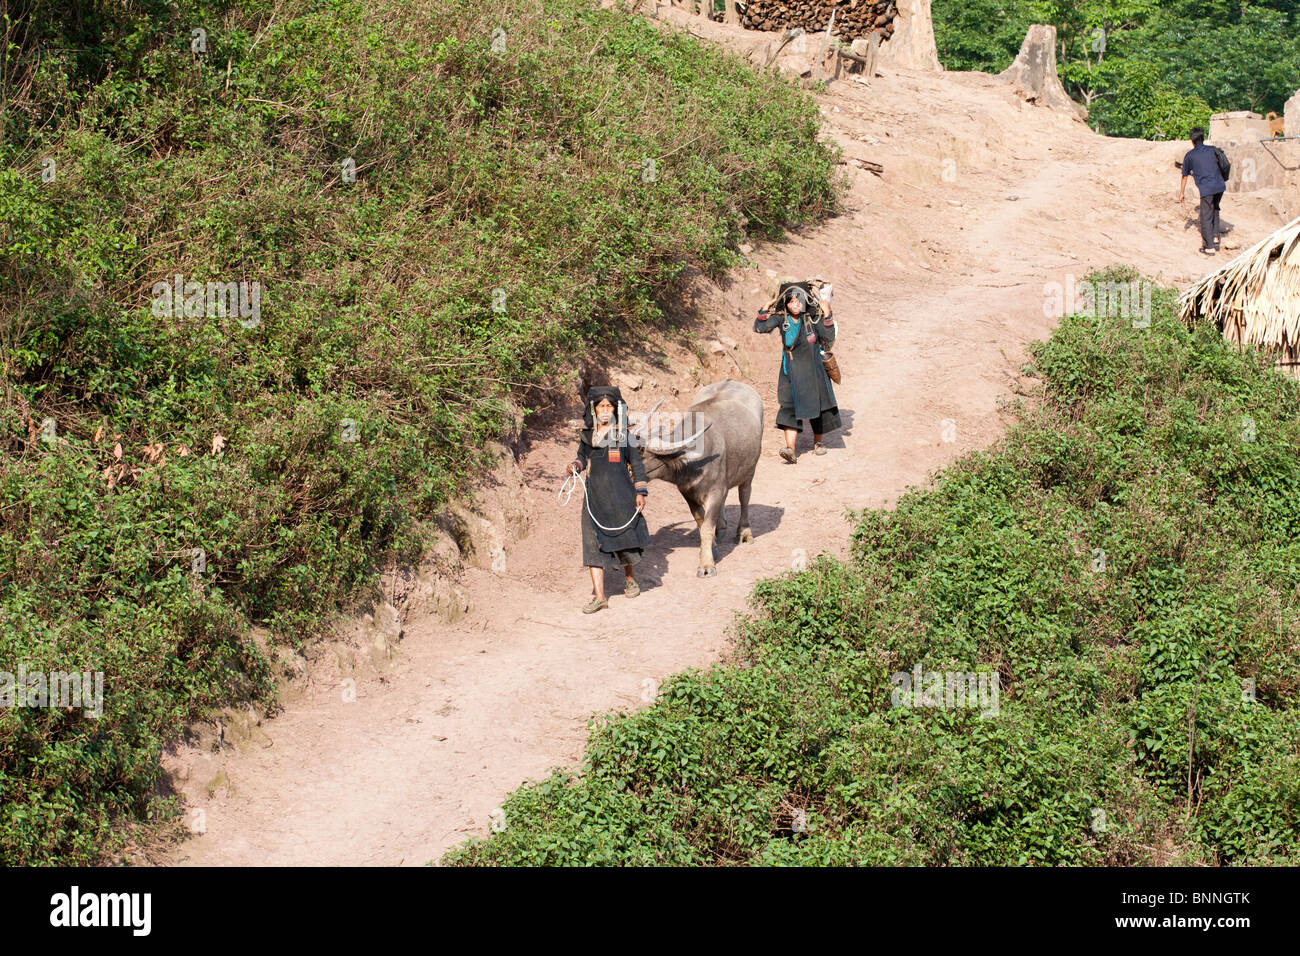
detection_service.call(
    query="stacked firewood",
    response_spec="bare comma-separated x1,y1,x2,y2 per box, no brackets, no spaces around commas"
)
737,0,898,38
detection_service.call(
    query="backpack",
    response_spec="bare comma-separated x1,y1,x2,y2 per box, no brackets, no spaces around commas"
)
1213,145,1231,180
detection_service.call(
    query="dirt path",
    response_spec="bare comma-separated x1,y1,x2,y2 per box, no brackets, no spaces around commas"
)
162,19,1284,867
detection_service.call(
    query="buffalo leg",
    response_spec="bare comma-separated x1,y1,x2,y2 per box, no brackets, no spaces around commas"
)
686,498,704,530
737,479,753,543
696,491,724,577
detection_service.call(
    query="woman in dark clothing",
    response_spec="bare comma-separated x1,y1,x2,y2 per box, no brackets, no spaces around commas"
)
567,385,651,613
753,284,840,462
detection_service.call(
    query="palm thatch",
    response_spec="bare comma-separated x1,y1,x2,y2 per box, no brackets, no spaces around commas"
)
1181,216,1300,363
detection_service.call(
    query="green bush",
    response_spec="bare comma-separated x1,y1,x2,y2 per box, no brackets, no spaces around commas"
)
447,270,1300,866
0,0,842,864
1084,59,1212,140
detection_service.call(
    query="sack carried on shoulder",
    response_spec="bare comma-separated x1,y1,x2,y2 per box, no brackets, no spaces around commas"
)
764,275,830,313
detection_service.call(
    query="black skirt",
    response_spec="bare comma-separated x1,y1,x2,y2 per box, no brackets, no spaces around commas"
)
581,505,646,569
776,350,840,433
776,407,842,434
576,434,651,568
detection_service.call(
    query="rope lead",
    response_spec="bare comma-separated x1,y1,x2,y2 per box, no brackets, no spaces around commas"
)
558,471,644,533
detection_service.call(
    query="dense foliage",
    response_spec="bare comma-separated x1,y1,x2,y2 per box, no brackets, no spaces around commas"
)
932,0,1300,139
448,270,1300,866
0,0,841,864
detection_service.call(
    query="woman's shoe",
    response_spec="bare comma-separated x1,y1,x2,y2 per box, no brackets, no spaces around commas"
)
624,578,640,598
814,442,827,455
779,447,797,464
583,596,609,614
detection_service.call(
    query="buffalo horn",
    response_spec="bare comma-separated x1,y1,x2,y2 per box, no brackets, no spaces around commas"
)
646,420,712,454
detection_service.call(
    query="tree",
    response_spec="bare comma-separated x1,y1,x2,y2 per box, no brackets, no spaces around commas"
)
1154,7,1300,114
931,0,1034,72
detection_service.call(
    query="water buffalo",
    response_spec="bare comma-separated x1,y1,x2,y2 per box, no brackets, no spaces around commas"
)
633,380,764,577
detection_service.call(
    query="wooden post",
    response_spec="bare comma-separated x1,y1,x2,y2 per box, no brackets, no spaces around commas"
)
814,9,836,81
840,32,881,79
724,0,738,24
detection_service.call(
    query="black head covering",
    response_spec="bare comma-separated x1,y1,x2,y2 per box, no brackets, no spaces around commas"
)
582,386,624,429
581,386,629,447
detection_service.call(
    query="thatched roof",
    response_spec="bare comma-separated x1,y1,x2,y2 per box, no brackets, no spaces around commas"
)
1181,216,1300,362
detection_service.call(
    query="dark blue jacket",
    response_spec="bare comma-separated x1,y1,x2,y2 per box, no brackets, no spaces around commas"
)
1182,144,1226,196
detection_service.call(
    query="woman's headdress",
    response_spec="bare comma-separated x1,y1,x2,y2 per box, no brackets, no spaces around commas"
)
582,385,628,446
582,386,624,427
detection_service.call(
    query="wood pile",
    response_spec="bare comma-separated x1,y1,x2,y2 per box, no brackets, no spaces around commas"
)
737,0,898,39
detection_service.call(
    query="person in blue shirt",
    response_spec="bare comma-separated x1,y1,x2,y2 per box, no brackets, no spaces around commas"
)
1178,126,1227,256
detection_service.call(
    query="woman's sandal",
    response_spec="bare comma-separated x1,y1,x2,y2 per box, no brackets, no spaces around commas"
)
583,595,609,614
779,447,797,464
624,579,640,598
814,442,827,456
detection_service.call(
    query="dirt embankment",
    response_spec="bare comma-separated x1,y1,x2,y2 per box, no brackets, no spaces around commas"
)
158,10,1285,866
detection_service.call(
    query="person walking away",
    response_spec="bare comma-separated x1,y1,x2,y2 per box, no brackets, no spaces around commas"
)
567,386,650,613
753,284,841,463
1178,126,1228,256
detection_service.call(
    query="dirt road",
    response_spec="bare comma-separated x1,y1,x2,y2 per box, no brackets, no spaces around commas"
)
162,18,1283,866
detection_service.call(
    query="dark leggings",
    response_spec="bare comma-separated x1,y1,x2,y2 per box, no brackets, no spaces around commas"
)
1199,191,1223,250
776,410,840,435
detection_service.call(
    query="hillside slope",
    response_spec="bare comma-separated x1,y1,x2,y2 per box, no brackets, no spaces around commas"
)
0,0,846,865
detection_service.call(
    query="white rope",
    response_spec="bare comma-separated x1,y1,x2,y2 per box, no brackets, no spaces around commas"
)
559,470,645,533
